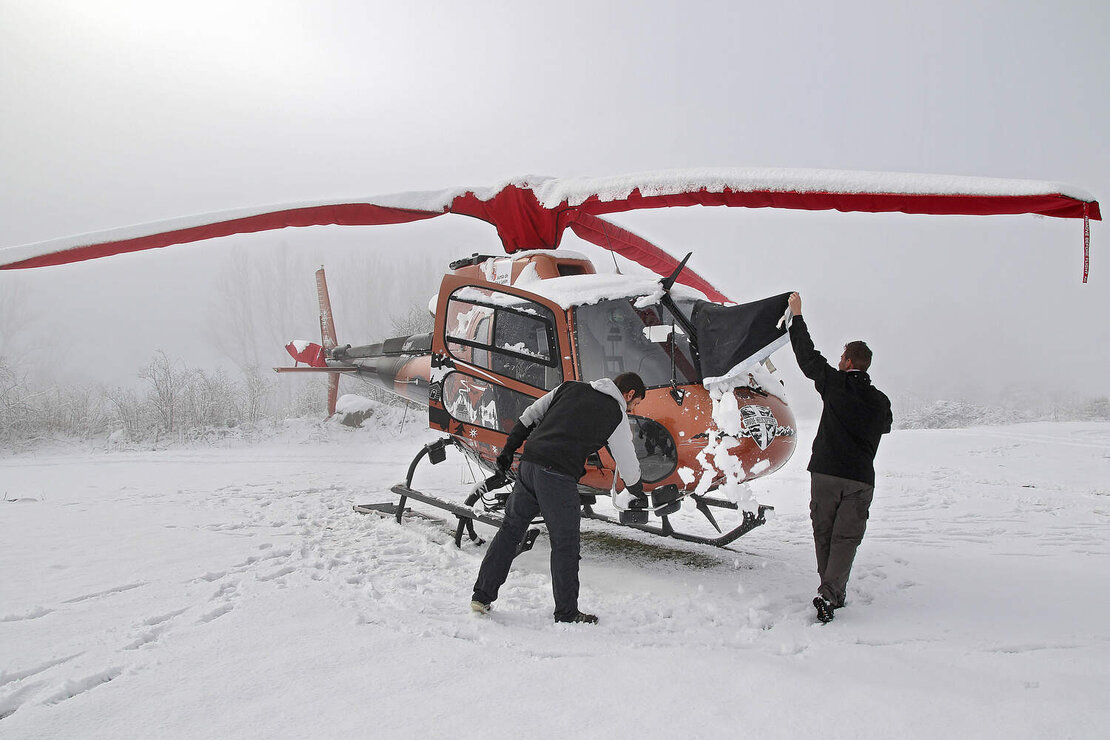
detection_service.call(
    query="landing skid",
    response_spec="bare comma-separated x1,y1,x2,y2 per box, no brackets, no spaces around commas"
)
580,500,771,548
354,437,773,551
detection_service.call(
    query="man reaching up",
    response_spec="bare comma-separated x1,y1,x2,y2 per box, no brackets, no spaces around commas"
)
787,293,892,623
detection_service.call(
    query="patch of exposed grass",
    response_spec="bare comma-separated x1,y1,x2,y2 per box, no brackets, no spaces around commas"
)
581,530,722,569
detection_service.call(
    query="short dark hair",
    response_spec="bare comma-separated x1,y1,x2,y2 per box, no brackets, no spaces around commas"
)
844,341,873,371
614,372,646,401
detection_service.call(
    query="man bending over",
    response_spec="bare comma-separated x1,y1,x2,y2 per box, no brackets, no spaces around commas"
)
471,372,646,624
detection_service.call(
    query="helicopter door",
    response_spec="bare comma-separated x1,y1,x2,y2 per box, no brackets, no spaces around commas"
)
436,282,566,436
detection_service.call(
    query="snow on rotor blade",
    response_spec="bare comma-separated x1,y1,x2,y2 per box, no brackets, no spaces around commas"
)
2,168,1098,271
0,177,535,269
0,202,447,270
530,167,1101,219
567,212,731,302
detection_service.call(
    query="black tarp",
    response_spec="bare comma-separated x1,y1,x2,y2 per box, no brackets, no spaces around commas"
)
691,292,793,384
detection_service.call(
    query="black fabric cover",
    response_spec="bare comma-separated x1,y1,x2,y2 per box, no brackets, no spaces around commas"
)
691,292,792,381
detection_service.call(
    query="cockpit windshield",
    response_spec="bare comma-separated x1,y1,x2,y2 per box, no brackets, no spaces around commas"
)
574,298,699,387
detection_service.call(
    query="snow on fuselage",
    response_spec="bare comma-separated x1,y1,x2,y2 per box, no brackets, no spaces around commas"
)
339,252,798,498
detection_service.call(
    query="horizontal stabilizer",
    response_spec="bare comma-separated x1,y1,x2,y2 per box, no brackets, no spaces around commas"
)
285,340,327,367
273,366,358,374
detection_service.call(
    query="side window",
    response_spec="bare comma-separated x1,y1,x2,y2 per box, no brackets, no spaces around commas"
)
445,287,563,390
442,372,537,433
472,316,490,368
629,416,678,483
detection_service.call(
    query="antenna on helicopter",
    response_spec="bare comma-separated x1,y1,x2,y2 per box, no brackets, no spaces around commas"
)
660,252,693,291
655,251,699,403
656,251,699,364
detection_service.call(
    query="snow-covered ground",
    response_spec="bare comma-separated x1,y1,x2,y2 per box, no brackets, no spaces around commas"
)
2,419,1108,739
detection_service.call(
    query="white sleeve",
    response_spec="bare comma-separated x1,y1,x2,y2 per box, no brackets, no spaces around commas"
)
519,386,558,428
606,413,642,486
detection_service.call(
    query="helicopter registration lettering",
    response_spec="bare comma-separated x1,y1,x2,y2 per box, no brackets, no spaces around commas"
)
479,257,513,285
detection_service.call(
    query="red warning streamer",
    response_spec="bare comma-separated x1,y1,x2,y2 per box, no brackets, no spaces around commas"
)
1084,203,1090,284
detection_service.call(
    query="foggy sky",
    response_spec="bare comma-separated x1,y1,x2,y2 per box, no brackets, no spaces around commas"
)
1,0,1107,418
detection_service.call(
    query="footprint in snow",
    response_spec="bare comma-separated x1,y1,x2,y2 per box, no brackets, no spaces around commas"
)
62,582,147,604
0,654,81,688
122,607,192,650
256,566,296,583
123,625,167,650
197,604,234,624
0,681,45,721
0,606,54,622
210,581,239,600
142,607,190,626
43,667,123,705
195,570,227,582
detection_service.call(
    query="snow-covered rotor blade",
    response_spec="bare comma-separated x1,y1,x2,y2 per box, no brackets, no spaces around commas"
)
0,201,447,270
538,168,1100,283
532,168,1100,221
1,168,1098,273
566,212,730,302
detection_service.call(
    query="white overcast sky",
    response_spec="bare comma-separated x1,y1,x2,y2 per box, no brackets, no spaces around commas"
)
1,0,1107,413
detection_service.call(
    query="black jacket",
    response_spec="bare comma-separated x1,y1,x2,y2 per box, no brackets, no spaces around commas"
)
790,316,892,485
506,380,641,483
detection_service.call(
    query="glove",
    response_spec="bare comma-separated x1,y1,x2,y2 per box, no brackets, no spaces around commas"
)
614,481,647,511
497,420,533,472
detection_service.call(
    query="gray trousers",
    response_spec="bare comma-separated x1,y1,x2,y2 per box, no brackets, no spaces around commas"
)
472,461,582,621
810,472,874,608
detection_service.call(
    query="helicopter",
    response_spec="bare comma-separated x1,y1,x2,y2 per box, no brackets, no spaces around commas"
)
281,251,799,549
1,168,1100,550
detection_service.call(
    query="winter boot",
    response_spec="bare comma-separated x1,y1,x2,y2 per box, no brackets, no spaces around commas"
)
555,611,599,624
470,599,491,615
812,596,835,624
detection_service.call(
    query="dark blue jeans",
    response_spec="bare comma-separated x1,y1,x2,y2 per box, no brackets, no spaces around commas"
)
473,460,582,621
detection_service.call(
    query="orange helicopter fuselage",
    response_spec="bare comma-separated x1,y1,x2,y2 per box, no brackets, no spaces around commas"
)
403,252,798,496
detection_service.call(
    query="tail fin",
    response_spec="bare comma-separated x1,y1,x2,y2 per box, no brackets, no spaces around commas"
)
316,267,340,416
